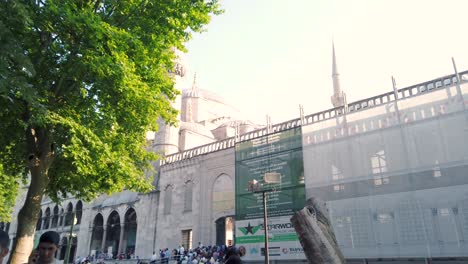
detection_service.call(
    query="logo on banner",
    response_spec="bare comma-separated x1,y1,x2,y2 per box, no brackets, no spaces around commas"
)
239,222,261,235
250,247,259,254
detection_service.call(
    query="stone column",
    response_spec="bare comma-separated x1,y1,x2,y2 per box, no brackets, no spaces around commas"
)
101,226,107,252
118,224,125,256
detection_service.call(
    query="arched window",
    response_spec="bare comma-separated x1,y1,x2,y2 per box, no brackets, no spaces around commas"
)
184,181,193,212
51,205,59,228
59,208,64,226
164,185,173,215
212,175,234,214
64,202,73,226
90,214,104,252
76,201,83,225
36,210,43,231
123,208,137,255
105,211,121,258
59,237,68,260
43,207,51,229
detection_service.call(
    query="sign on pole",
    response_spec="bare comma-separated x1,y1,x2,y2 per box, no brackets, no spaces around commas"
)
235,127,306,261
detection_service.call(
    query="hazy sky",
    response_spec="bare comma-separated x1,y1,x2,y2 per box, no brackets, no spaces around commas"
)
184,0,468,124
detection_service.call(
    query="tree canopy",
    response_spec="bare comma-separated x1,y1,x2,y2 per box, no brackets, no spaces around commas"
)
0,0,220,262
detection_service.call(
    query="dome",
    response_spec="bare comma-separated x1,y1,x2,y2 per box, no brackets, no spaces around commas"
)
218,120,256,128
182,88,228,105
179,121,214,138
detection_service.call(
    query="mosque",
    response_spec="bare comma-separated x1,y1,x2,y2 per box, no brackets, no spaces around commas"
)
3,45,468,264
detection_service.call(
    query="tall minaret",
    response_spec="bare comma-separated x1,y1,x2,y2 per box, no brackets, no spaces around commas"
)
331,41,345,107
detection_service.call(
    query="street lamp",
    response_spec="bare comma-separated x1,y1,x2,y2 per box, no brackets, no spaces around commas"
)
248,174,280,264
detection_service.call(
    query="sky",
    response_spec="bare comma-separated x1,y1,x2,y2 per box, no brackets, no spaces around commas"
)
183,0,468,124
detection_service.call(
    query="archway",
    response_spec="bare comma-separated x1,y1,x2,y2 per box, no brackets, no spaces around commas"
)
59,208,64,226
90,214,104,253
51,205,59,228
76,201,83,225
65,202,73,226
215,216,234,246
43,207,51,229
68,237,78,263
59,237,68,260
36,209,43,231
105,211,121,258
123,208,137,258
212,174,235,246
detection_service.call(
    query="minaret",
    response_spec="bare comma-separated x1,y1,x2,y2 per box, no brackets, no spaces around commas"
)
331,41,345,107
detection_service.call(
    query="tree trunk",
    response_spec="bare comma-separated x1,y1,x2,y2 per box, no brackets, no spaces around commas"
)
290,198,346,264
9,127,52,264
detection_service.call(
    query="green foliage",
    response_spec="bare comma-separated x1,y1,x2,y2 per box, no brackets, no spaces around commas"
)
0,0,220,211
0,164,19,222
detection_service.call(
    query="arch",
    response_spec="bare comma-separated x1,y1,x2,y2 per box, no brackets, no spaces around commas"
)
123,208,137,257
184,180,193,212
90,214,104,252
59,208,64,226
68,236,78,263
0,222,4,231
36,209,43,231
59,237,68,260
212,174,234,215
212,174,235,247
163,185,173,215
64,202,73,226
51,205,59,228
105,210,121,258
76,200,83,225
43,207,51,229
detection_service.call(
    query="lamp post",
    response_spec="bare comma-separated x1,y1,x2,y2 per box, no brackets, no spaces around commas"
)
262,190,269,264
248,179,270,264
64,211,77,264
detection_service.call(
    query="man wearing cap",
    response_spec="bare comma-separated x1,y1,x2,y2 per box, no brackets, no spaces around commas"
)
35,231,60,264
0,230,10,264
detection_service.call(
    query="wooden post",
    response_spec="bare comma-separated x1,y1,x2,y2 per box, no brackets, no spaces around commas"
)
290,198,346,264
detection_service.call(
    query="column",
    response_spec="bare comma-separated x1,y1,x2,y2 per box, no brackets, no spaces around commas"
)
118,224,125,256
101,226,107,252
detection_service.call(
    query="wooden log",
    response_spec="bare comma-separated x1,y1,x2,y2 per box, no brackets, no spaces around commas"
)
290,198,346,264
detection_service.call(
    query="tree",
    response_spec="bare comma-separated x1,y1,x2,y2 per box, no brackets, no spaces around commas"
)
0,1,221,263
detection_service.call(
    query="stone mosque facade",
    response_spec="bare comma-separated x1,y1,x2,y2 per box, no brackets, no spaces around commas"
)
4,46,468,264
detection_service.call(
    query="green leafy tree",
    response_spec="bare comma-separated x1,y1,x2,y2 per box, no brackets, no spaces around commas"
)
0,0,221,263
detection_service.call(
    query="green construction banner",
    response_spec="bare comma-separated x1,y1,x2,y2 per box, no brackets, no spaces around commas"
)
235,127,305,221
235,127,306,261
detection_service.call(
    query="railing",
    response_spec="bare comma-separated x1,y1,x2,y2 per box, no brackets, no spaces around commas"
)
160,70,468,165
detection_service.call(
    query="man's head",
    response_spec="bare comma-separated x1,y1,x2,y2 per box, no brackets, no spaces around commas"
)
238,246,246,257
37,231,60,263
0,230,9,264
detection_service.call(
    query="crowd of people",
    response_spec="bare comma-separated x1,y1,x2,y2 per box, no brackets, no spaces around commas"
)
0,230,246,264
150,242,246,264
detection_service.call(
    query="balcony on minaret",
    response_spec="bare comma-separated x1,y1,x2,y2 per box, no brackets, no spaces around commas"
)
331,92,345,108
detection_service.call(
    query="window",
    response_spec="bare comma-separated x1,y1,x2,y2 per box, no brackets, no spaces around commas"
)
181,229,192,250
433,160,442,178
371,150,387,174
335,216,351,228
374,177,390,186
440,208,450,217
375,212,394,223
331,165,344,181
184,181,193,212
164,185,173,215
333,184,345,192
